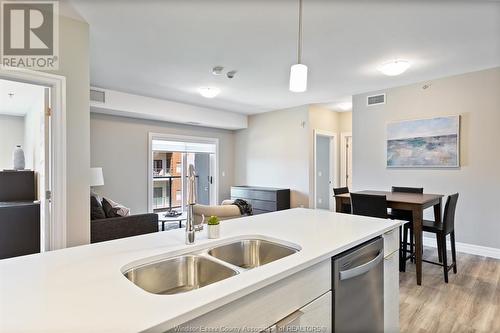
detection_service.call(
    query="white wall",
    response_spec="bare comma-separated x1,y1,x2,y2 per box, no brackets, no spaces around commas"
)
23,89,44,171
353,67,500,249
0,115,24,170
90,113,235,214
91,88,247,130
41,16,90,246
234,106,310,208
308,106,353,207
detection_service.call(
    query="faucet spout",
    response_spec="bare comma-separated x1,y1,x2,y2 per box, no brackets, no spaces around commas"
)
185,164,202,244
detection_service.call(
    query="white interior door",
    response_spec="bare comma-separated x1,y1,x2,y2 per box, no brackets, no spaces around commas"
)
341,133,353,188
42,88,51,251
314,131,336,211
346,136,352,188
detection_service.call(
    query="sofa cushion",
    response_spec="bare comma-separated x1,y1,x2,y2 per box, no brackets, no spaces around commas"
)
102,198,120,218
90,194,106,220
102,197,131,218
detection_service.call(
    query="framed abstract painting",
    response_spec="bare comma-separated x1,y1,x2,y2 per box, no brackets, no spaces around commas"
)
387,115,460,168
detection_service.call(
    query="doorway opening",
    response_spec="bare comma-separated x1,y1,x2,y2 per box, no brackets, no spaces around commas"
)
314,130,337,210
148,133,218,215
0,79,51,258
0,68,67,256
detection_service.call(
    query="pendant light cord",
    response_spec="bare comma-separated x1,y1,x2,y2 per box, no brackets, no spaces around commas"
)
297,0,303,64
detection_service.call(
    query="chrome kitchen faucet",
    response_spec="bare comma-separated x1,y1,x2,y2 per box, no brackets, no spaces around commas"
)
186,164,203,244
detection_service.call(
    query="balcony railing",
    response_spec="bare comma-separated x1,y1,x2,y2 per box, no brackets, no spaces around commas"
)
153,168,176,177
152,175,182,212
153,197,181,210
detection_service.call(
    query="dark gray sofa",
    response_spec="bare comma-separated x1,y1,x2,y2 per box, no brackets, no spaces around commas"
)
90,213,158,243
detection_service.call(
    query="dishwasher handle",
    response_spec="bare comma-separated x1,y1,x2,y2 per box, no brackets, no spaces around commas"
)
339,251,383,281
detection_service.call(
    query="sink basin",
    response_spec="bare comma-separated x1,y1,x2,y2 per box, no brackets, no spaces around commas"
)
208,239,299,269
123,255,238,295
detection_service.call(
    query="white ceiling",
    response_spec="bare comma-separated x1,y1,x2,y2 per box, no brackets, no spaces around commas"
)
70,0,500,115
0,79,45,116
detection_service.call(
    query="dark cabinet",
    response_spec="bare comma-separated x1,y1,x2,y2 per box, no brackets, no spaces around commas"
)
231,186,290,215
0,171,40,259
0,202,40,259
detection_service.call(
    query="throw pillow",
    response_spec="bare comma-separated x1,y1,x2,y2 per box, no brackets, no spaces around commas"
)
90,193,106,220
102,197,131,218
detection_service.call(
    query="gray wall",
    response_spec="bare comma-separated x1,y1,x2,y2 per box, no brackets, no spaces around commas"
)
353,67,500,249
234,106,310,208
0,115,24,170
90,113,235,214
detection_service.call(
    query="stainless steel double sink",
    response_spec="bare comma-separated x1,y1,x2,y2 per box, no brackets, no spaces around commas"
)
123,238,300,295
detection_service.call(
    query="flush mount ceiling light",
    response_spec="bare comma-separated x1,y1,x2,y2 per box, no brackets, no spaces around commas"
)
289,0,308,93
198,87,220,98
338,102,352,111
378,60,411,76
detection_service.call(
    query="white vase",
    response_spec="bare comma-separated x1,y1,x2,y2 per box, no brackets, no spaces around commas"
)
208,224,220,239
13,145,25,170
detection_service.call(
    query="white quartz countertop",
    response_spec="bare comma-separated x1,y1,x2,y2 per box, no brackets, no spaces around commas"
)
0,208,401,333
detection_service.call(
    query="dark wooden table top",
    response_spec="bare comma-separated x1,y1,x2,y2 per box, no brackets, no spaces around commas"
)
335,190,444,205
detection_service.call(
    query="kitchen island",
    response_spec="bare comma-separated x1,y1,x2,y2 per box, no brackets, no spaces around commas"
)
0,208,402,332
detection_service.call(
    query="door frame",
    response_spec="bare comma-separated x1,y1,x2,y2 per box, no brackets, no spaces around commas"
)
0,66,67,251
340,132,352,188
313,130,337,210
147,132,219,213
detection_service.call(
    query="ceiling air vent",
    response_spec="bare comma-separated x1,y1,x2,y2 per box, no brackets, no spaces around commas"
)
90,89,105,103
367,93,385,106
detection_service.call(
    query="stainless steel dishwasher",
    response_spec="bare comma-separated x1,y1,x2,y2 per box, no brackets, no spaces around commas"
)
332,237,384,333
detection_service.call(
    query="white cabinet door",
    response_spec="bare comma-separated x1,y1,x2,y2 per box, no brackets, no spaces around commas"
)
269,291,332,333
384,250,400,333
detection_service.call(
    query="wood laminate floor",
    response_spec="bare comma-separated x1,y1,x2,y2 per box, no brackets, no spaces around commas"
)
400,247,500,333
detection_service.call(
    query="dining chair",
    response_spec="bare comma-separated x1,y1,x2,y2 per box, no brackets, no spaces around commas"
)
403,193,459,283
350,193,388,219
333,187,351,213
389,186,424,271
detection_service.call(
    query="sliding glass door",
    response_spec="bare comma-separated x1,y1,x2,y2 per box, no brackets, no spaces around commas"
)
150,136,217,213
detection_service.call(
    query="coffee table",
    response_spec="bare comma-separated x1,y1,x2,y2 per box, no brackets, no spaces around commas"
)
157,212,187,231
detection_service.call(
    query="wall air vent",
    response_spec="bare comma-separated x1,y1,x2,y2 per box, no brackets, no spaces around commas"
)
367,93,386,106
90,89,105,103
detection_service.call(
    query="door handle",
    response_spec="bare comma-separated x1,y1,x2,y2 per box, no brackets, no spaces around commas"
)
339,251,383,280
276,309,304,329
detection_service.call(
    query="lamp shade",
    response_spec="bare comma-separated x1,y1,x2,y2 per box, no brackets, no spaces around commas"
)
289,63,308,92
90,167,104,187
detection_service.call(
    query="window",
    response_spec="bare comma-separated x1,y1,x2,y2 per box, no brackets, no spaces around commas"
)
153,187,163,198
153,160,163,177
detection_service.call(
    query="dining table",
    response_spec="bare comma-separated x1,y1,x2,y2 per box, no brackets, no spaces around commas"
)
334,190,444,285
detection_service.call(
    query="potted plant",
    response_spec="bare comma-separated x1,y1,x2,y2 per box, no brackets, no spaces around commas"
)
207,215,220,239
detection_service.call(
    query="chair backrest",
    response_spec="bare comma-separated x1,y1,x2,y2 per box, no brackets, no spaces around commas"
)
334,187,349,195
392,186,423,194
443,193,459,234
350,193,388,219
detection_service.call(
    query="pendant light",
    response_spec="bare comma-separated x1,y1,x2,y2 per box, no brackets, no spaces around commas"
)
289,0,308,93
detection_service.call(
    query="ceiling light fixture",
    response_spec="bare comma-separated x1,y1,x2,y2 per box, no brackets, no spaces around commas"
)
289,0,308,93
198,87,220,98
378,60,411,76
338,102,352,111
212,66,224,75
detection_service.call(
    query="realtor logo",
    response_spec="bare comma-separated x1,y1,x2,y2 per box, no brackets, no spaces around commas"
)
1,1,59,69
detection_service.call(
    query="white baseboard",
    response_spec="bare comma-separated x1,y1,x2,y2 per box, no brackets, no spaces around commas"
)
423,237,500,260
